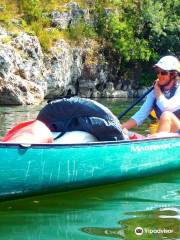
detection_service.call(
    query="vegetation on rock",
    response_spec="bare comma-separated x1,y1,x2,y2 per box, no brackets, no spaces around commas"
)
0,0,179,86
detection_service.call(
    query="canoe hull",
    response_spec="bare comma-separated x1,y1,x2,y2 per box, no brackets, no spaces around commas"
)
0,137,180,200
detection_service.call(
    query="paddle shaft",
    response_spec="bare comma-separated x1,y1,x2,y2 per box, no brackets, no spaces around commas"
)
118,86,154,120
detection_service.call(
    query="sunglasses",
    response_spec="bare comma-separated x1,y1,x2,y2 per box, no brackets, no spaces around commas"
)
155,70,170,75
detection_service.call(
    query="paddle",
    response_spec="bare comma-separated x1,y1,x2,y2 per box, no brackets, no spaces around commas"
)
118,86,154,120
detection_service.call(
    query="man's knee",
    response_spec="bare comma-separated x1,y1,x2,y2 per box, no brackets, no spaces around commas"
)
160,111,173,121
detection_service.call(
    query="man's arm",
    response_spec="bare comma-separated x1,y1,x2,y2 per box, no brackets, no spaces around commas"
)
122,90,155,130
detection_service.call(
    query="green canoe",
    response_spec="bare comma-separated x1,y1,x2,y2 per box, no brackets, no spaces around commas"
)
0,136,180,200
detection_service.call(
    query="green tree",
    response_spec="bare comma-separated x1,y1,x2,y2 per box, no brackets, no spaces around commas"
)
140,0,180,56
95,0,179,61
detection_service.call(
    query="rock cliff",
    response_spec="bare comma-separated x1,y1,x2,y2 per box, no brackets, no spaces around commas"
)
0,2,143,105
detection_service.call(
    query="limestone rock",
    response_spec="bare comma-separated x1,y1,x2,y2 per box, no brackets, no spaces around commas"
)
0,31,46,104
112,90,128,98
0,76,44,105
51,2,93,30
0,21,141,105
44,39,82,99
12,32,43,59
51,10,72,30
78,79,95,98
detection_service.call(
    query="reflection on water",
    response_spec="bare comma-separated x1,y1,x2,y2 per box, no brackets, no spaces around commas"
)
0,99,179,240
82,208,180,240
0,171,179,240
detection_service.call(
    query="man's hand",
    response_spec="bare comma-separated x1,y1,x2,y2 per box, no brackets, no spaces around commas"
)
154,79,162,99
122,119,137,130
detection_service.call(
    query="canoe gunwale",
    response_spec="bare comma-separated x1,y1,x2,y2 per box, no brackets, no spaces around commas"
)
0,136,179,149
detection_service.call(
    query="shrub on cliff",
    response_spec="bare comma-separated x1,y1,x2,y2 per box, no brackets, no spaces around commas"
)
1,0,179,60
18,0,42,22
68,19,97,41
95,0,179,62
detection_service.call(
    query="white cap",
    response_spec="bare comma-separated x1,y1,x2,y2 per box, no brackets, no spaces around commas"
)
154,56,180,72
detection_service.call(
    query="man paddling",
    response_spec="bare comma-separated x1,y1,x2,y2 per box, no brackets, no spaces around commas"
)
122,56,180,135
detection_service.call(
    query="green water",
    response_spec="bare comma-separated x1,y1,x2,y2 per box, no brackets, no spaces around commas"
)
0,99,179,240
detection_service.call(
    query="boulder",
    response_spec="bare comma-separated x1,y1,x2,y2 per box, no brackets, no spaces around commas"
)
112,90,128,98
0,76,44,105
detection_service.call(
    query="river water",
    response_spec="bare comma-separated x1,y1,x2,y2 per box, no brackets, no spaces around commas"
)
0,99,179,240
